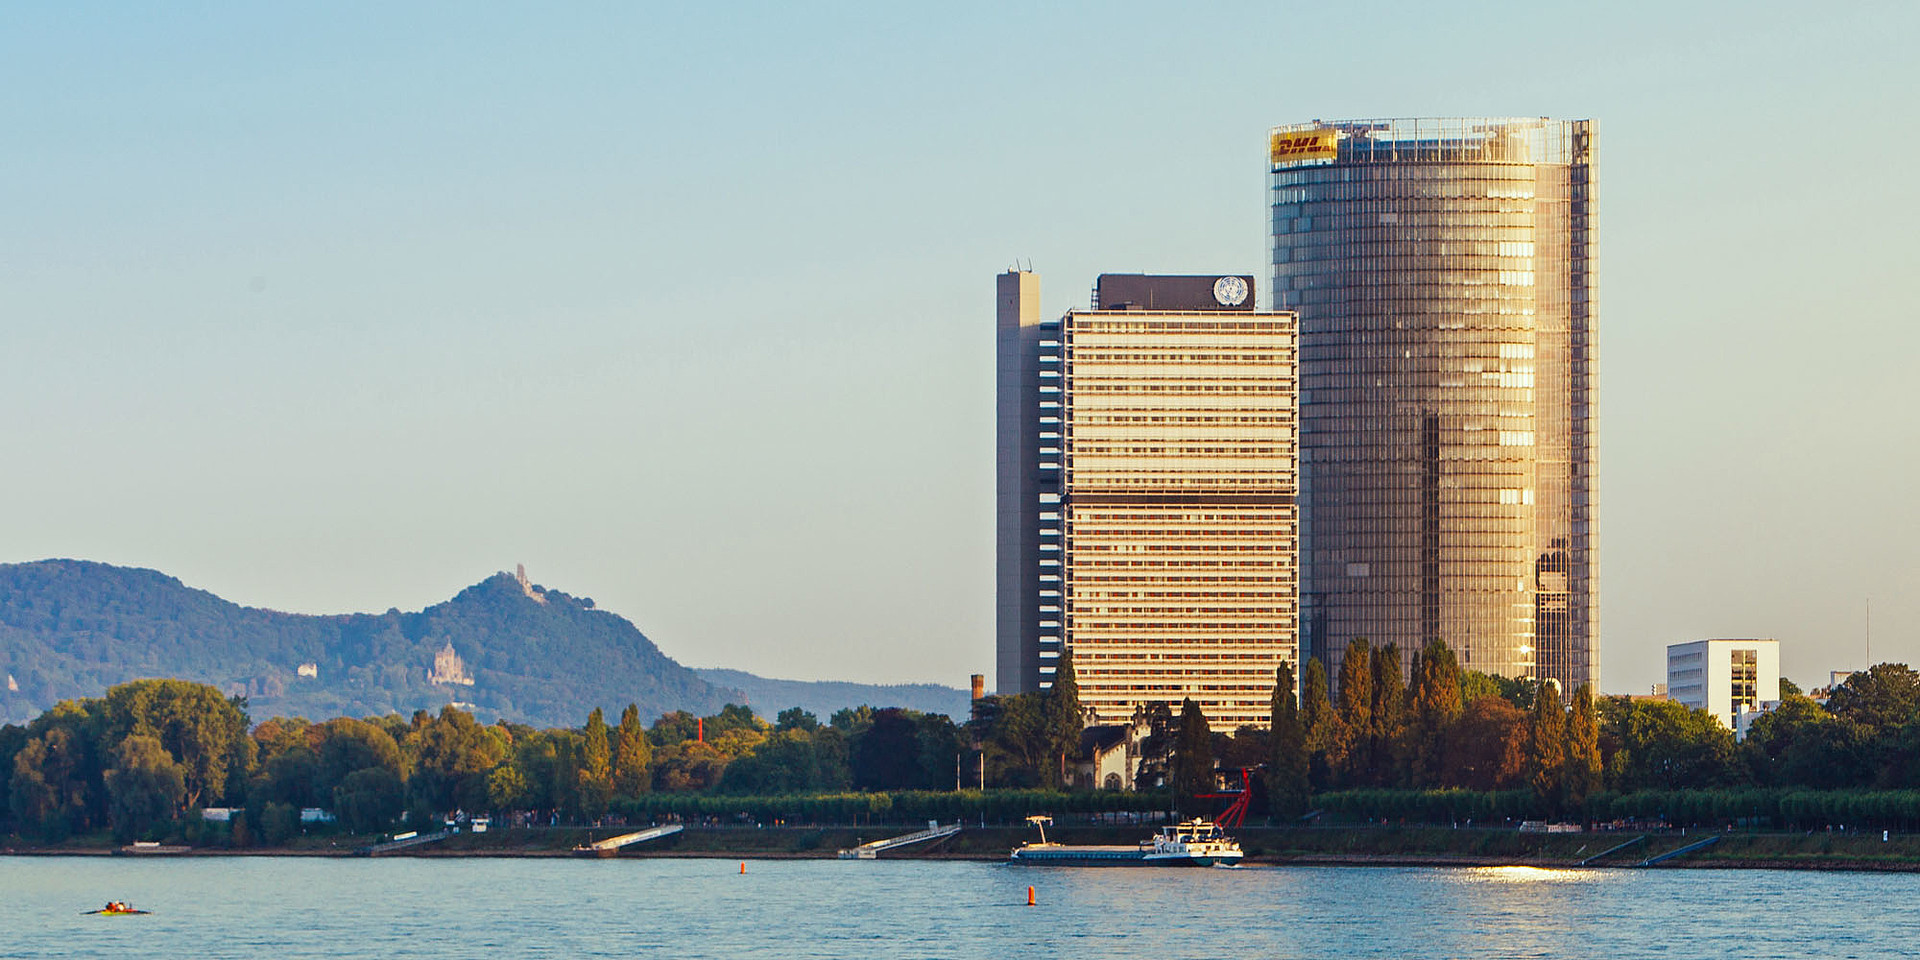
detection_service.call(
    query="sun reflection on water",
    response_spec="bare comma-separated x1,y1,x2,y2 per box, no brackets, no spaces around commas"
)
1464,865,1600,883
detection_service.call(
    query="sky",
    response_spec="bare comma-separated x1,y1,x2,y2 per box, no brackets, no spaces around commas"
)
3,1,1915,696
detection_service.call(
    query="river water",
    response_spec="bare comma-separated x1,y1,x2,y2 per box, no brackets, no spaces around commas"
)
3,856,1911,958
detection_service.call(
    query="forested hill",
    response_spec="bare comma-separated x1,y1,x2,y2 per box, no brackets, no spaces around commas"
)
693,668,970,722
0,560,741,727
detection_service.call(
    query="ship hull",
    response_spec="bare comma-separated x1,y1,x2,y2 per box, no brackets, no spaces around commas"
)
1009,845,1241,867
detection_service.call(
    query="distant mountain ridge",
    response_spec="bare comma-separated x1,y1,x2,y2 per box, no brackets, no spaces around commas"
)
0,559,742,727
693,668,970,723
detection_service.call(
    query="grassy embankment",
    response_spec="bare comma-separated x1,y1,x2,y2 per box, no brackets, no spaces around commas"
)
14,823,1920,870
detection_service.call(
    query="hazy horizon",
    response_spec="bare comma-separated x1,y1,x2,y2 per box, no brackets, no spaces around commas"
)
5,1,1915,695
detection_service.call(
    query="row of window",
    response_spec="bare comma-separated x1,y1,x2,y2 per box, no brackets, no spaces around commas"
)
1272,215,1543,238
1274,162,1545,185
1070,351,1293,363
1070,319,1292,333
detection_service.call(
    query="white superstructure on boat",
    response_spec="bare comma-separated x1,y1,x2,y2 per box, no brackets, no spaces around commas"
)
1008,815,1243,866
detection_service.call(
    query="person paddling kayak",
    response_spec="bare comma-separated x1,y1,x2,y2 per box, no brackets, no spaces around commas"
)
84,901,149,915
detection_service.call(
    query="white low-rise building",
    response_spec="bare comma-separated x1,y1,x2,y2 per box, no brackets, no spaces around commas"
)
1667,639,1780,735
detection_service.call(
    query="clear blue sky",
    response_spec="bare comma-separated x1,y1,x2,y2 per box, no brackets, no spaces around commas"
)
3,1,1915,694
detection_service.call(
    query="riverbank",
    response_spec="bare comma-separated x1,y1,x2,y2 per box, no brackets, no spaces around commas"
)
13,823,1920,871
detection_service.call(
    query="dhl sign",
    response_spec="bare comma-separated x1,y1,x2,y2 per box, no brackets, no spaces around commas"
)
1270,128,1338,164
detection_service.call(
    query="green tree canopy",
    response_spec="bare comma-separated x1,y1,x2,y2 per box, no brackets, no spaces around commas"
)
1172,699,1215,814
1043,648,1085,788
10,722,97,839
1267,661,1308,819
104,734,186,841
1370,643,1407,785
611,704,652,800
333,766,405,833
576,707,614,820
1300,658,1343,791
1337,640,1373,783
1524,682,1567,805
410,706,507,813
1599,696,1742,792
1561,683,1602,809
971,694,1048,788
1407,640,1464,785
314,717,405,800
102,679,251,807
1827,664,1920,733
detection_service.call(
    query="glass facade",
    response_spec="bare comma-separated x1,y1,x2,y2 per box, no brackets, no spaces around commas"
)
1730,649,1758,714
1270,118,1597,694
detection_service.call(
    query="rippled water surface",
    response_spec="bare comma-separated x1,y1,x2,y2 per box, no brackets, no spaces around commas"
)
3,856,1913,958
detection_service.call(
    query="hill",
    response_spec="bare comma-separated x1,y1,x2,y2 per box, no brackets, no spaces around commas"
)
694,668,970,722
0,559,741,728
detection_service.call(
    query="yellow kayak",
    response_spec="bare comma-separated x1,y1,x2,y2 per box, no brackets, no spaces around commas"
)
84,903,150,915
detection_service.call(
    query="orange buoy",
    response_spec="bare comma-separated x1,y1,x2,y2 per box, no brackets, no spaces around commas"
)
739,862,746,874
1027,885,1036,906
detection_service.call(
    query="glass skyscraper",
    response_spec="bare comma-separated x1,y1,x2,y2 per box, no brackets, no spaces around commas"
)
1269,117,1597,693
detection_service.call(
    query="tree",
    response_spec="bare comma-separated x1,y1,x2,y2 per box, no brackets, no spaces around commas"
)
105,734,187,841
11,725,95,839
101,679,252,808
829,706,876,739
1216,726,1270,776
1407,639,1464,786
313,718,404,801
707,704,763,739
1172,699,1215,814
1043,648,1086,788
1131,701,1176,790
486,764,533,812
1299,658,1344,790
1267,661,1309,819
915,714,968,792
775,708,820,733
1370,643,1407,785
1754,705,1871,789
333,767,405,833
256,801,301,846
650,739,727,792
0,724,24,825
1462,671,1534,711
1561,683,1602,811
1524,682,1566,806
249,743,319,809
410,706,507,813
851,708,925,790
649,711,701,747
718,729,828,794
576,708,613,820
611,704,652,800
1445,695,1527,791
504,729,566,811
1337,640,1373,783
971,694,1048,788
1600,697,1742,792
1827,663,1920,733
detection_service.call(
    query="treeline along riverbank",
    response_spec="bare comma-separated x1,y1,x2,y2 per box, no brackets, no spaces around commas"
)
19,653,1920,870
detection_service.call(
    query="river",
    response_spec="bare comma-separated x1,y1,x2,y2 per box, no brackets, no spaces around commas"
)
4,857,1911,958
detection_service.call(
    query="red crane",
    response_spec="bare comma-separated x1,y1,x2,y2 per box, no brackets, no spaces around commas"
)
1195,767,1256,830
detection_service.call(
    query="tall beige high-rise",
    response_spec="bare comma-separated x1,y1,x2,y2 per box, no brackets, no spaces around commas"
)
996,272,1298,727
1269,118,1598,693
